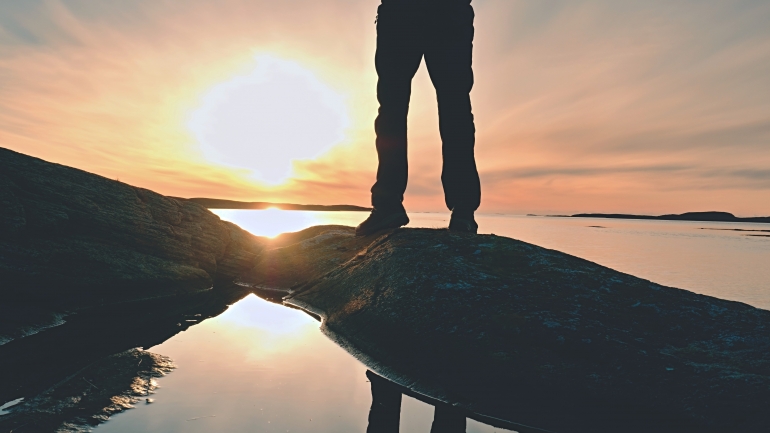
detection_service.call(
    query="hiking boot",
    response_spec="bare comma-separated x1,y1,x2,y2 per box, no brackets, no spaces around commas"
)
356,207,409,236
448,211,478,234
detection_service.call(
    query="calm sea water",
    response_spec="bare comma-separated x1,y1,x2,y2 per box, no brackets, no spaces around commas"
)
94,211,770,433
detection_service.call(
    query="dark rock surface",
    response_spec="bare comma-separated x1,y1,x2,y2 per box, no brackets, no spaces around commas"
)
240,226,770,433
0,348,174,432
0,147,264,309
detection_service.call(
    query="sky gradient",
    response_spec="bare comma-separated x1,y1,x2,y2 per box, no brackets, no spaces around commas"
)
1,0,769,215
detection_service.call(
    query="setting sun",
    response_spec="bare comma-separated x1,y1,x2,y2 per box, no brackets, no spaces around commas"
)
188,55,350,185
0,0,767,214
1,1,770,432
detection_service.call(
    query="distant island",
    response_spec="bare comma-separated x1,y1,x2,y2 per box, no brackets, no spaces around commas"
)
568,211,770,224
175,197,371,212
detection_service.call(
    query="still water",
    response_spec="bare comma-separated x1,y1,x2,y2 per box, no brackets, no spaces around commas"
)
95,211,770,432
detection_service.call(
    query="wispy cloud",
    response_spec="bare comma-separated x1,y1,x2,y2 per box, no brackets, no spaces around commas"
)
1,0,768,214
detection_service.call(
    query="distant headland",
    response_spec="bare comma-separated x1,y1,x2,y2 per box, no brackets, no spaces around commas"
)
174,197,371,212
566,211,770,224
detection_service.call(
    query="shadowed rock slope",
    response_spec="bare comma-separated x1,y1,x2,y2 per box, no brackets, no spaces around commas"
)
239,226,770,433
0,147,264,308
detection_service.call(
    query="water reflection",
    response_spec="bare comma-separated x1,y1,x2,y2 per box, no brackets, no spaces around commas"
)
212,208,327,238
90,294,502,433
96,294,370,433
367,370,466,433
0,288,246,432
0,287,503,433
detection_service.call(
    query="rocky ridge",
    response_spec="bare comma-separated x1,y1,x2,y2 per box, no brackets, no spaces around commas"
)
3,147,770,432
0,147,264,309
239,226,770,433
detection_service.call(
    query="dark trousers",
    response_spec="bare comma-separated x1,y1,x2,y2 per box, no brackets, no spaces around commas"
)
370,1,481,213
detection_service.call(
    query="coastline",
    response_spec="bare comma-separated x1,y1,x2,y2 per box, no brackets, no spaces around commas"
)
556,211,770,224
175,197,371,212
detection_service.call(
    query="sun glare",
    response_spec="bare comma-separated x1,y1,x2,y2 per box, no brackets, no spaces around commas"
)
211,208,325,238
188,55,350,185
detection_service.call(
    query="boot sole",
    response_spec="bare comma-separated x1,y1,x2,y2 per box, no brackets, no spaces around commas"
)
355,213,410,236
448,218,478,234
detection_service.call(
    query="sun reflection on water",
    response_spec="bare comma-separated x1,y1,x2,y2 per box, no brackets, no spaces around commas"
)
216,294,316,335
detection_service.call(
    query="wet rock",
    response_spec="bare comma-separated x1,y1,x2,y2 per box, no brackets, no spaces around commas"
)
0,348,174,432
0,288,244,415
0,147,264,309
243,226,770,433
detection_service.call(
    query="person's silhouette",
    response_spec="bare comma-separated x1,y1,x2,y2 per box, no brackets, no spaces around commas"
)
366,370,466,433
356,0,481,236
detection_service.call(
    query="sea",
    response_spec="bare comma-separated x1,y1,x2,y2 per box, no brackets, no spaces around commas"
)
90,211,770,433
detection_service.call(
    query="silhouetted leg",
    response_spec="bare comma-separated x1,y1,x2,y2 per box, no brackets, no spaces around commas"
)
371,3,425,210
424,4,480,213
366,370,403,433
430,404,467,433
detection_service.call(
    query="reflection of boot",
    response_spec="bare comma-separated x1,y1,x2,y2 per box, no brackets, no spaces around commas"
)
366,370,403,433
430,404,466,433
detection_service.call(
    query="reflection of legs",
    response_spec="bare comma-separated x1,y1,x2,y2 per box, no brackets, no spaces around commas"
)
366,370,403,433
424,5,480,213
430,404,467,433
371,4,424,210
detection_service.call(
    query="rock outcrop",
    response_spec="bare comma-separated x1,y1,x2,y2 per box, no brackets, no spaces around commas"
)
0,147,264,308
4,147,770,432
240,226,770,433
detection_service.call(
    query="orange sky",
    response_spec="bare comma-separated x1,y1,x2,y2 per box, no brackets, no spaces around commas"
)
1,0,769,215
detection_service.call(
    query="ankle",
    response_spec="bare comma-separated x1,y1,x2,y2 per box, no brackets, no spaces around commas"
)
451,209,475,219
375,204,406,214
